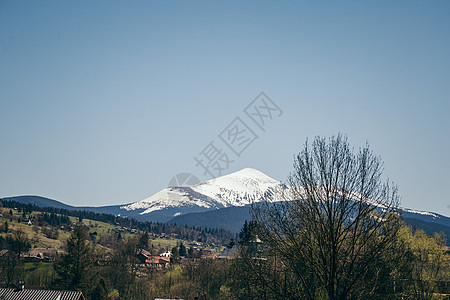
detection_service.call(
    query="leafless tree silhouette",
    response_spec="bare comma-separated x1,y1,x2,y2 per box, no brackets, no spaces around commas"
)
252,134,402,299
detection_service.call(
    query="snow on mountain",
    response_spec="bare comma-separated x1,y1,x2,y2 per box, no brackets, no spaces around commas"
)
124,167,448,226
402,208,439,218
191,168,284,207
121,168,285,215
122,186,222,214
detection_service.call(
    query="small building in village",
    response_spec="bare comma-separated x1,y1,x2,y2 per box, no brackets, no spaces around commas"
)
146,256,170,267
217,246,239,259
137,249,171,267
0,287,85,300
159,250,172,258
20,248,59,262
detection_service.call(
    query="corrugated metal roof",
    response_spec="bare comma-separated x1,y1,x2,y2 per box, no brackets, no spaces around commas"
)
0,288,84,300
60,291,85,300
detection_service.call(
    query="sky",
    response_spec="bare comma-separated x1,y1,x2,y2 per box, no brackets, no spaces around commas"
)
0,1,449,216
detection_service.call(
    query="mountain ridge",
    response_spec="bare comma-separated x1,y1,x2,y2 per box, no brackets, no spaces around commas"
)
4,194,447,245
2,168,449,239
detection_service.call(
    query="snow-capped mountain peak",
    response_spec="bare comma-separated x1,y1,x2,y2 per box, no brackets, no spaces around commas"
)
191,168,283,207
121,168,284,216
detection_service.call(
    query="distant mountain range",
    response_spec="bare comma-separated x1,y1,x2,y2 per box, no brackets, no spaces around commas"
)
2,168,449,243
1,168,285,222
0,194,129,218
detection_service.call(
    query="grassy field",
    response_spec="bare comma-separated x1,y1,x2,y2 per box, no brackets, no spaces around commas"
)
151,237,180,249
0,207,117,250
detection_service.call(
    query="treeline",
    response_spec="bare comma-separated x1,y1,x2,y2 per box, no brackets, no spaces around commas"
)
26,220,449,300
0,199,233,245
1,211,448,299
37,213,72,227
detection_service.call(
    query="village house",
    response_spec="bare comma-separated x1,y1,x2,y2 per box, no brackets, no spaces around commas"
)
146,256,170,267
136,249,152,264
136,249,170,267
20,248,59,262
0,287,85,300
217,246,239,259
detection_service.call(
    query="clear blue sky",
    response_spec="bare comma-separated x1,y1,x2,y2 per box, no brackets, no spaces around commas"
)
1,1,449,216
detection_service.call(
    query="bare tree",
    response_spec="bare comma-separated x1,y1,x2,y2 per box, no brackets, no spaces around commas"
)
252,134,402,300
13,229,30,256
0,250,21,285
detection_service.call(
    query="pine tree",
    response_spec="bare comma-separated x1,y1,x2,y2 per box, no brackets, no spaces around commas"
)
54,225,93,290
171,246,179,263
239,220,256,245
138,232,149,250
179,242,187,257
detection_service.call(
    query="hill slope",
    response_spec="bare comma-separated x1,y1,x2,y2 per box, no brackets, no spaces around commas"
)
170,205,252,233
1,195,76,210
